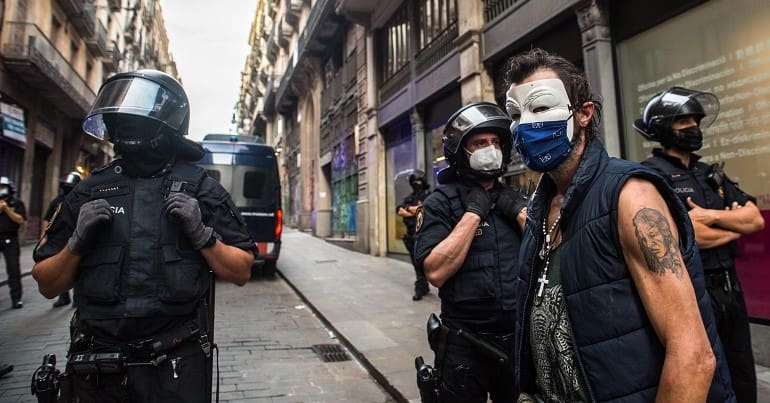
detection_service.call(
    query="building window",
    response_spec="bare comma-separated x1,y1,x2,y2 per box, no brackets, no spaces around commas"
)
382,3,410,83
417,0,456,50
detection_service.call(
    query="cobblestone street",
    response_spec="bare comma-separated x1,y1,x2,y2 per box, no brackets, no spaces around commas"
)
0,268,393,402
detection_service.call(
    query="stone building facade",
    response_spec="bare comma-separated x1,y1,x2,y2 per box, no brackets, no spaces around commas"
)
0,0,178,241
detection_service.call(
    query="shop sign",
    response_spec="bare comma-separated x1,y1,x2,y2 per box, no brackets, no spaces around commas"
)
1,102,26,145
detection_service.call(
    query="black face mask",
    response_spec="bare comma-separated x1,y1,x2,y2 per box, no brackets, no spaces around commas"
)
410,182,424,193
662,125,703,152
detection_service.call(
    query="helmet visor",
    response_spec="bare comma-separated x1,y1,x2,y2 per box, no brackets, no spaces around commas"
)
654,90,720,129
82,77,188,140
449,104,510,134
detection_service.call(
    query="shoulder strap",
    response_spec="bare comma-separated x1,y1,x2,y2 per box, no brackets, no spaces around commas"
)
433,184,464,225
163,161,207,198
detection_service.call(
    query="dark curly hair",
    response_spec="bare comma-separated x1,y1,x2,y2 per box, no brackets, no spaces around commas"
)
501,48,603,142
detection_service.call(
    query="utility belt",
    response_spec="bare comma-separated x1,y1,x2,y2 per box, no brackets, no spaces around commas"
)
414,313,512,403
67,319,211,376
703,266,740,293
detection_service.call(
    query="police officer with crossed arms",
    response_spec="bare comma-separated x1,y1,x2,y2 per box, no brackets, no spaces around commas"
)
635,87,765,402
32,70,255,402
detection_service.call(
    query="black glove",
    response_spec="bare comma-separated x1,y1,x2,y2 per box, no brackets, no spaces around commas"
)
67,199,113,256
164,193,214,250
461,186,492,220
496,188,528,225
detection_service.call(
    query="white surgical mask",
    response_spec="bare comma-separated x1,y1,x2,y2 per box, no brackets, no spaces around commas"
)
466,145,503,171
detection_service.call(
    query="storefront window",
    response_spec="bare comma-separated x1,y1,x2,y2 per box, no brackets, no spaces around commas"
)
386,132,416,254
616,0,770,319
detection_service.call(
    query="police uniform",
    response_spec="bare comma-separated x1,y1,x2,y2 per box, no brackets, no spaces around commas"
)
399,187,431,294
414,178,521,403
34,160,255,402
643,148,756,402
0,195,26,306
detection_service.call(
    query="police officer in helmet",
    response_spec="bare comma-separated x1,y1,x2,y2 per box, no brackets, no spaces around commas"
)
32,69,255,402
413,102,527,402
0,176,26,309
636,87,765,402
397,169,431,300
42,170,83,308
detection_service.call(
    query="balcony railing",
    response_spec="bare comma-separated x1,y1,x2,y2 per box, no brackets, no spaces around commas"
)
70,2,96,38
85,19,108,56
484,0,520,23
102,40,121,72
1,22,95,116
285,0,301,27
415,20,458,75
379,63,410,103
275,55,295,112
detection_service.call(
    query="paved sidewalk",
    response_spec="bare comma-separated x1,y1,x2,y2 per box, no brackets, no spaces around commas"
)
3,233,770,401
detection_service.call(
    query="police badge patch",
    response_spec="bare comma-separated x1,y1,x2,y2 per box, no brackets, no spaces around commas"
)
415,207,424,233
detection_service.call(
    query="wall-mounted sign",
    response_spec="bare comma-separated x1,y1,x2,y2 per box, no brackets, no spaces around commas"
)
1,102,26,145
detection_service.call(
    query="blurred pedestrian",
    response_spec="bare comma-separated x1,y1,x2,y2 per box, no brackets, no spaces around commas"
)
503,48,735,402
32,69,255,402
635,86,765,402
0,176,25,309
396,170,431,300
413,102,527,402
41,171,83,308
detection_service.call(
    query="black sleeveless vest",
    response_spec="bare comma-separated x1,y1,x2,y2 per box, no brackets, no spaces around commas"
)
74,161,211,320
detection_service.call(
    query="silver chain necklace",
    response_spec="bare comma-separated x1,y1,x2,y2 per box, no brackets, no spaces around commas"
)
535,213,561,306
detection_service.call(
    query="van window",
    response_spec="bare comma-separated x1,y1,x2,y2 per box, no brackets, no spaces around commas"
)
236,165,274,208
243,171,266,199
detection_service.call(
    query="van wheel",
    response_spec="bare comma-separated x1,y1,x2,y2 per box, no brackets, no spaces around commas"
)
262,261,277,277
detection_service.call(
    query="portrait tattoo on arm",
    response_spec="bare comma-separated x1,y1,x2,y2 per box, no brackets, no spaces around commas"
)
632,208,684,278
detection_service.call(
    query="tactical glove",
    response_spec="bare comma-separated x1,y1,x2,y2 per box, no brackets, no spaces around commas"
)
163,193,214,250
67,199,113,256
461,186,492,221
496,188,528,225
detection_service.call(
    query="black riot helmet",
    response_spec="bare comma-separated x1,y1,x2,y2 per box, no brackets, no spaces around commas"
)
441,102,513,181
633,86,719,144
59,171,82,190
0,176,15,198
408,170,428,191
82,69,190,152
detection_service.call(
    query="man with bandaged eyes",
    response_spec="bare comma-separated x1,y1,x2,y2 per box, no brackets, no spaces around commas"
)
503,48,735,402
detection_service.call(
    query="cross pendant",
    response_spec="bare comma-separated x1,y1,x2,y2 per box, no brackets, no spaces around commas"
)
536,272,549,299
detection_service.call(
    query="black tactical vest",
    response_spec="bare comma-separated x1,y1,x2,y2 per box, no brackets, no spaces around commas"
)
74,161,211,320
642,152,737,270
432,184,520,331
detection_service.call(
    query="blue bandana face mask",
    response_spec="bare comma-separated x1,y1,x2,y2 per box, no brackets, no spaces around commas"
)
506,78,575,172
513,119,572,172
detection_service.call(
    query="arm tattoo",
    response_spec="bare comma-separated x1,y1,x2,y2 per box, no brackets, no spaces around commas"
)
632,208,684,278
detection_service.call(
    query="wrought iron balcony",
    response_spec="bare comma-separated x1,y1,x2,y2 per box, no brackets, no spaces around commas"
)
1,22,95,117
102,40,121,73
285,0,301,27
70,2,97,38
484,0,520,23
275,55,296,113
85,19,108,56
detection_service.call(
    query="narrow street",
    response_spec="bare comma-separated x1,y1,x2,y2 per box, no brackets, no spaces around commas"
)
0,252,393,402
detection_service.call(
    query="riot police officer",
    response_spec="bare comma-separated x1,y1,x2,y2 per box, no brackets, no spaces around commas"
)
413,102,527,402
32,69,255,402
635,87,765,403
42,171,82,308
397,170,431,300
0,176,26,309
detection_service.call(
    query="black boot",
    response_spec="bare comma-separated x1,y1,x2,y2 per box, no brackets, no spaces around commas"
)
53,292,71,308
412,281,429,301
